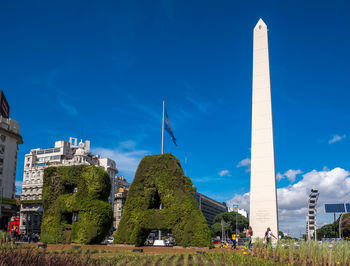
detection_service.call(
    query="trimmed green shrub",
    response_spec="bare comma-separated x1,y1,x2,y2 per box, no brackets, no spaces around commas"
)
20,199,42,205
41,165,112,244
115,153,212,247
1,198,17,205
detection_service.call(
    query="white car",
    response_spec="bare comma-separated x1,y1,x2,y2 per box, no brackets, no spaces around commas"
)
103,236,114,244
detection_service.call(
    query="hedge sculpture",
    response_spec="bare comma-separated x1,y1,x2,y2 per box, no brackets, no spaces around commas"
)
41,165,112,244
115,153,212,247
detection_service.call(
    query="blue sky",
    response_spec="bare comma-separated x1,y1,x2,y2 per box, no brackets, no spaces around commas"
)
2,0,350,236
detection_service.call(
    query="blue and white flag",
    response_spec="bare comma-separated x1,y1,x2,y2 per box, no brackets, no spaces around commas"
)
164,108,177,146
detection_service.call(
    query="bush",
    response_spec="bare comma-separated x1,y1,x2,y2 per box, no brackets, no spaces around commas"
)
41,165,112,244
115,153,212,247
1,198,17,205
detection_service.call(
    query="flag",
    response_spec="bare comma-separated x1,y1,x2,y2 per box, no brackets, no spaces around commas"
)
164,108,177,146
232,205,239,213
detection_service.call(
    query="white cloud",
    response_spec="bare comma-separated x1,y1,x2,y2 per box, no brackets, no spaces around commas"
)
227,167,350,237
218,170,231,177
92,141,150,180
322,166,329,171
226,192,250,212
277,169,302,183
237,158,251,167
328,134,346,144
276,172,284,181
236,158,251,172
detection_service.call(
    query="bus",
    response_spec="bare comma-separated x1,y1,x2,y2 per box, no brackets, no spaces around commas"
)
8,216,20,234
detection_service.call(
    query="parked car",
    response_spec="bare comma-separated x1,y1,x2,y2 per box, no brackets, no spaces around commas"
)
165,236,175,247
144,238,155,246
102,236,114,244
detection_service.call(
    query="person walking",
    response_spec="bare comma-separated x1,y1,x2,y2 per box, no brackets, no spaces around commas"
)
264,227,277,246
244,226,253,249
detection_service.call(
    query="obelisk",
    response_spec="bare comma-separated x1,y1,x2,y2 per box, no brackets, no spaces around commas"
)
250,19,278,240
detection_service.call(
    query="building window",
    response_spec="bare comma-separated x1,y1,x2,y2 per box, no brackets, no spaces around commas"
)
51,155,60,160
0,168,2,175
0,145,4,154
0,135,5,142
45,149,54,154
0,158,3,166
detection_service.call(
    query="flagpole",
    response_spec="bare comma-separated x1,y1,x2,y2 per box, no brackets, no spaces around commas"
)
161,100,165,154
159,100,165,242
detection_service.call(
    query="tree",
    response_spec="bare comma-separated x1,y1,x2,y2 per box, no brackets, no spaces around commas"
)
278,231,284,239
317,223,337,239
210,212,249,238
316,213,350,239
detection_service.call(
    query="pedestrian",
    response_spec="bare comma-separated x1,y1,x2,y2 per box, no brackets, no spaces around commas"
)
31,233,36,243
231,235,236,250
264,227,277,246
244,226,253,249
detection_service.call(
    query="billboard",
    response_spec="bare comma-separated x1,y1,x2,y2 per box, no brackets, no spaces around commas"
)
232,205,238,213
325,203,345,213
0,90,9,118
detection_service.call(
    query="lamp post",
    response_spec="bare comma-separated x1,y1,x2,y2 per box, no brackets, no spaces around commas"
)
221,219,224,241
339,213,344,239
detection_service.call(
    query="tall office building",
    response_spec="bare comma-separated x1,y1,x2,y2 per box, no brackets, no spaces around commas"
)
195,192,227,227
20,137,118,233
306,189,319,240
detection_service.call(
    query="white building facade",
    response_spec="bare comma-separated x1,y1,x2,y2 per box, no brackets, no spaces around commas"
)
20,137,118,234
113,176,130,230
0,116,23,229
114,187,128,230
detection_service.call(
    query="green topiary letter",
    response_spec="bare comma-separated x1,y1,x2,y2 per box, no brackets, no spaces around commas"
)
115,153,212,247
41,165,112,244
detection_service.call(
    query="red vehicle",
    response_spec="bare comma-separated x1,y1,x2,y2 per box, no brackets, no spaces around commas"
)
9,216,20,234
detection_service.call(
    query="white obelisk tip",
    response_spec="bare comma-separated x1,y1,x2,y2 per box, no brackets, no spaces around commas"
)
254,18,267,30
